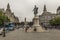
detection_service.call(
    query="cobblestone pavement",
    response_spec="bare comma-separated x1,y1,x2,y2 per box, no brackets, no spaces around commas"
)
0,28,60,40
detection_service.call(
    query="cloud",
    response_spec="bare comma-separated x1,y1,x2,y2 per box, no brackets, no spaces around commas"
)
0,0,60,21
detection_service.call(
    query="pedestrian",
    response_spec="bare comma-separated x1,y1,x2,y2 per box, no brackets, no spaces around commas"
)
25,26,29,32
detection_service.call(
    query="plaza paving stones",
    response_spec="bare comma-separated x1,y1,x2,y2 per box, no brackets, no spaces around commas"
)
0,28,60,40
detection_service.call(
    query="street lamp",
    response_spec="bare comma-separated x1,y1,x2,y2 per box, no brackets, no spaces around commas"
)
3,13,6,37
3,21,6,37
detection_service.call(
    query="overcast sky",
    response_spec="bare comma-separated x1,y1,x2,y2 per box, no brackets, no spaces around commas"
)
0,0,60,22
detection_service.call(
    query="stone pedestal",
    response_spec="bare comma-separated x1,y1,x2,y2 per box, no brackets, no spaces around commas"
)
31,15,46,32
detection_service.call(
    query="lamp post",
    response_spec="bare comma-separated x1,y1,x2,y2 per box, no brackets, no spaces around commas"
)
3,13,6,37
3,21,6,37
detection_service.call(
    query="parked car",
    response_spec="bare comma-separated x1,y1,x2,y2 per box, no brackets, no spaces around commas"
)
8,26,15,31
0,28,3,35
6,23,15,31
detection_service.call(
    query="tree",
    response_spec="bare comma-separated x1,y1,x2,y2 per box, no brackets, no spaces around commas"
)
49,16,60,26
0,10,10,26
20,22,25,25
27,22,33,27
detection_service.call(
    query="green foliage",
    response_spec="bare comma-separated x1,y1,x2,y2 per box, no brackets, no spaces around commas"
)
49,16,60,26
0,10,10,26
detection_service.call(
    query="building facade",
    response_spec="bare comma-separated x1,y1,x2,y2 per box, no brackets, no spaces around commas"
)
5,3,19,23
39,5,60,28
